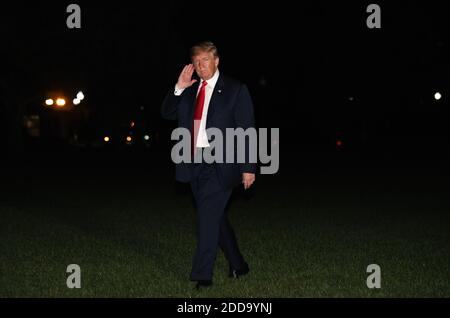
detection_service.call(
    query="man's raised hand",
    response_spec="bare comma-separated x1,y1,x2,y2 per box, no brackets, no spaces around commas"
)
176,64,198,89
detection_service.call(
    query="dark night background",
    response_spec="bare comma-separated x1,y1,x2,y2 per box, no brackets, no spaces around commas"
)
2,1,450,162
1,1,450,297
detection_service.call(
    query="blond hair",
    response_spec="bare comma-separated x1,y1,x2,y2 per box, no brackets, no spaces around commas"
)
190,41,220,59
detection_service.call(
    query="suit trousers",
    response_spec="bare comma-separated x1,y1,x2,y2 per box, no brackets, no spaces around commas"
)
189,162,246,281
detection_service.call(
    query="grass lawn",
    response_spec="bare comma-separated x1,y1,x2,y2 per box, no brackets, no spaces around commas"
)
1,156,449,297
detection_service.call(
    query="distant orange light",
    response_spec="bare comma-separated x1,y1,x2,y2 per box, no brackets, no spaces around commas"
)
126,136,132,142
45,99,54,106
336,140,343,147
56,98,66,107
104,136,110,142
130,121,135,127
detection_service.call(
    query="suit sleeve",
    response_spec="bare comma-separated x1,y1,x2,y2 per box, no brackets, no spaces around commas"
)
161,91,181,121
234,84,257,174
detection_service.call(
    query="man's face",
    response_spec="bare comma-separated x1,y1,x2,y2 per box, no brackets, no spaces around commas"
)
192,51,219,81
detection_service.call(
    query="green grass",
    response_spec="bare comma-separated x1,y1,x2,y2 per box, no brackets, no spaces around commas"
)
1,164,450,297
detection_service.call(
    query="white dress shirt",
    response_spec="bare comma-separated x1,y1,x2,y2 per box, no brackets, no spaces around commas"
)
174,69,220,148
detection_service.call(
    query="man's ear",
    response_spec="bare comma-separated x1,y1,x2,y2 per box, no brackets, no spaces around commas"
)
215,57,220,67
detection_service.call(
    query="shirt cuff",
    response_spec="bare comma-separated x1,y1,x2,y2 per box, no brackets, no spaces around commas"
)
174,84,185,96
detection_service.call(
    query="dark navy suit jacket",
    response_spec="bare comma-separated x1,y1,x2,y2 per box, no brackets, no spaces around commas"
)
161,74,257,189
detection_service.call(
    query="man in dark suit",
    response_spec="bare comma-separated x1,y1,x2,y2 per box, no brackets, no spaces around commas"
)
161,41,256,289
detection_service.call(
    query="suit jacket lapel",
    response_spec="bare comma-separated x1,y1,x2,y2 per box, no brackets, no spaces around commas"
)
206,74,225,128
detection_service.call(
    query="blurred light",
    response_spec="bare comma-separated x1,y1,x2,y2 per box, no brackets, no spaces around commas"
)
144,135,150,141
126,136,132,142
130,121,135,127
73,98,81,105
45,99,54,106
56,98,66,107
349,96,354,102
336,140,343,147
104,136,110,142
434,92,442,100
77,91,85,100
259,76,267,86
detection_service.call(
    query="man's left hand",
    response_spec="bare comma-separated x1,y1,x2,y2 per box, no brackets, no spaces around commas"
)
242,173,255,190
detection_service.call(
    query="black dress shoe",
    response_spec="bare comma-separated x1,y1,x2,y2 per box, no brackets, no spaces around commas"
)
229,262,250,278
195,280,213,290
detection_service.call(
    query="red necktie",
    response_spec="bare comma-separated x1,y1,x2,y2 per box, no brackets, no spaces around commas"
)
192,81,208,156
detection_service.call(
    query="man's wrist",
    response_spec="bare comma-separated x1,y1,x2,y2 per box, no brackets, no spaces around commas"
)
174,84,185,96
